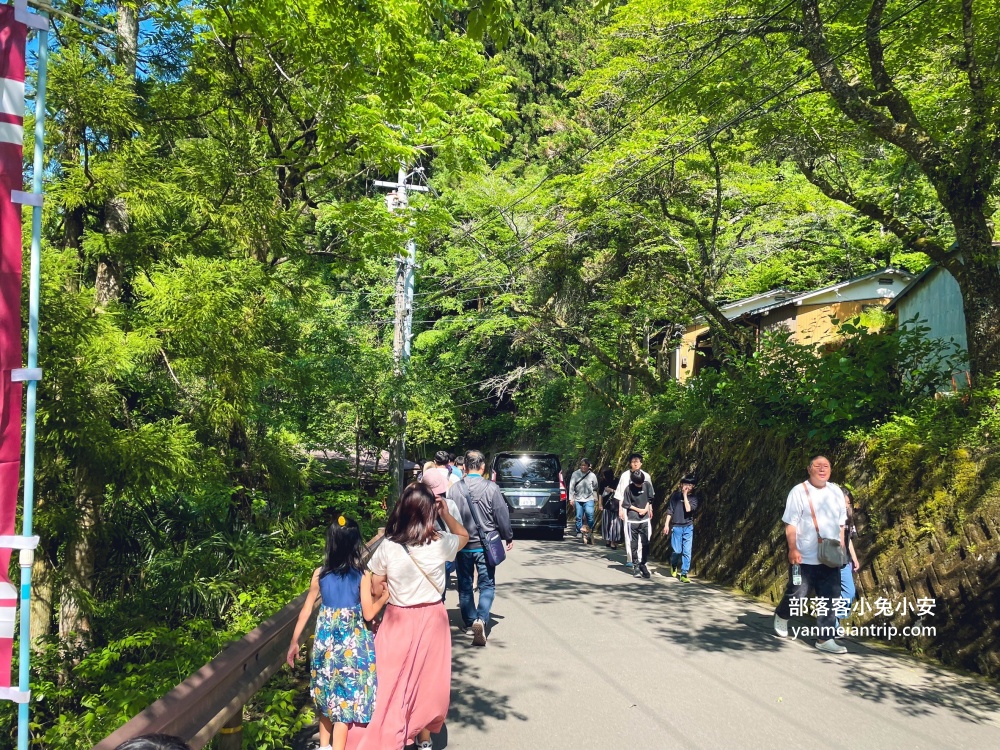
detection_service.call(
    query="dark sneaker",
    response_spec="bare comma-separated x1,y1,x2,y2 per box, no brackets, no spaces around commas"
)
633,567,642,578
471,619,487,647
679,573,691,583
640,564,651,579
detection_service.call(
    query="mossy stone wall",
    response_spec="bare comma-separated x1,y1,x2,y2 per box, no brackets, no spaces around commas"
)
606,423,1000,677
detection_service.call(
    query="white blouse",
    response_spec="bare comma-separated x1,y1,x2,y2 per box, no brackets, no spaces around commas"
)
368,534,460,606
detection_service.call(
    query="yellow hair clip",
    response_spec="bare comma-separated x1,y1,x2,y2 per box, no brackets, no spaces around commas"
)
337,515,347,527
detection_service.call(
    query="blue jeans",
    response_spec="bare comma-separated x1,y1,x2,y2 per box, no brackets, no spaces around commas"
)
574,499,595,533
457,549,496,627
670,525,694,573
839,563,856,619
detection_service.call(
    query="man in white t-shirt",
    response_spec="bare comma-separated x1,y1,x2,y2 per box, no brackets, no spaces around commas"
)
774,455,848,654
614,452,653,567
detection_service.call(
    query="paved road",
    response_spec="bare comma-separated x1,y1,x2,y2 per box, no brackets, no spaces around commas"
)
436,538,1000,749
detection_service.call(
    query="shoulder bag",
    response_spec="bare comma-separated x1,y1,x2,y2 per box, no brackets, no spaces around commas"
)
803,482,847,568
456,479,507,567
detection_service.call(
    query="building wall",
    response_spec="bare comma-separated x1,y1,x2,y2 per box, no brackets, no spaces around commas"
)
758,305,797,338
675,324,707,383
794,299,885,346
894,267,969,386
895,267,968,354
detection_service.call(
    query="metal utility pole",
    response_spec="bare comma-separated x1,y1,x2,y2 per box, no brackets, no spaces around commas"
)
374,167,428,502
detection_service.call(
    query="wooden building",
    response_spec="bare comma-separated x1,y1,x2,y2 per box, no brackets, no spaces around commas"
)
670,268,913,382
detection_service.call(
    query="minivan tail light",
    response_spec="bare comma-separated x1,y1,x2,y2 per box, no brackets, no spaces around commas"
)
560,486,567,502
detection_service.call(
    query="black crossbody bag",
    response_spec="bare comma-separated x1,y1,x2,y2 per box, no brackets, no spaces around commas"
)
456,479,507,567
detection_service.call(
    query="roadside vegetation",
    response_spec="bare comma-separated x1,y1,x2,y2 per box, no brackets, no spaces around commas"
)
6,0,1000,745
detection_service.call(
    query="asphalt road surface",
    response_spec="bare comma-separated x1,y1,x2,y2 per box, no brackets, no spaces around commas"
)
435,538,1000,749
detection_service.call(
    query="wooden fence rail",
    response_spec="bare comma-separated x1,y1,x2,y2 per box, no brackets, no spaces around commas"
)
93,530,385,750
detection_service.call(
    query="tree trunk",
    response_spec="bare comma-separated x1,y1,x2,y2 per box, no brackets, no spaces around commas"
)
29,553,53,645
58,470,100,641
117,3,139,80
95,3,141,307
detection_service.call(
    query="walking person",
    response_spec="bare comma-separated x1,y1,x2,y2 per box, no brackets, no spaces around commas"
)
615,453,653,567
773,455,849,654
838,488,861,622
662,474,699,582
569,458,600,544
286,517,388,750
622,470,654,579
600,468,623,550
449,455,465,487
446,450,514,647
421,450,452,500
356,483,469,750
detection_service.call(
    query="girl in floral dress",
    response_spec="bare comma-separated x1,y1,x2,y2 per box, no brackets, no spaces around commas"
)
287,517,388,750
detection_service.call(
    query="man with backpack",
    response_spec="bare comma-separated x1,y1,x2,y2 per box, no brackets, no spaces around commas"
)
446,450,514,646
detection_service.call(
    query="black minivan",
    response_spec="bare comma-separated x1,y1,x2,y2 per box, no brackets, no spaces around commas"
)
490,452,567,539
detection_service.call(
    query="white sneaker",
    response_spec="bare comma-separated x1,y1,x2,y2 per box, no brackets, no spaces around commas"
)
815,639,847,654
416,742,433,750
774,614,789,638
471,619,487,647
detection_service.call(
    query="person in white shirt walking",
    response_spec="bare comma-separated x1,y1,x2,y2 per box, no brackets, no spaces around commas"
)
614,453,653,567
773,455,849,654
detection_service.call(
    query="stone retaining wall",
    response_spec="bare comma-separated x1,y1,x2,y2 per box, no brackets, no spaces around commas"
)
604,424,1000,677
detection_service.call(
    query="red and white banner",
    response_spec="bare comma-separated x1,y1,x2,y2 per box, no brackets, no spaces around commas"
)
0,4,27,690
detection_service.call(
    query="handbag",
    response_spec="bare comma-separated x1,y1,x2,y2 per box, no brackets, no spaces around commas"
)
457,479,507,567
804,482,848,568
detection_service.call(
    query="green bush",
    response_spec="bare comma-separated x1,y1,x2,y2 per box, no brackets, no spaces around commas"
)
655,317,966,443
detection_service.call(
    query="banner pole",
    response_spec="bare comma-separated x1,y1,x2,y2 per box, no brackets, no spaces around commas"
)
17,17,48,750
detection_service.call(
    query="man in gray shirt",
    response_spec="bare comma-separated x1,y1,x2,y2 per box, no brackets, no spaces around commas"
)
447,450,514,646
569,458,600,544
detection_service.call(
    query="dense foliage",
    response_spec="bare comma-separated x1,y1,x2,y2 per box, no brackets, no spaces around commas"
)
5,0,514,746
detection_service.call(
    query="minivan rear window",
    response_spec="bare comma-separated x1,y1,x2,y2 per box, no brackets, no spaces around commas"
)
494,455,560,484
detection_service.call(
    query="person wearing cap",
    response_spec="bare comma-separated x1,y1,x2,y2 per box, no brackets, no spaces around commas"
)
621,470,654,578
662,475,700,582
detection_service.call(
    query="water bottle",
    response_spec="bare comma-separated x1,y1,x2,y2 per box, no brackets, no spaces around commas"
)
792,564,802,586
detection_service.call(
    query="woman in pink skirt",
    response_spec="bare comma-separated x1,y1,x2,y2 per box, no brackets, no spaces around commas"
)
354,482,468,750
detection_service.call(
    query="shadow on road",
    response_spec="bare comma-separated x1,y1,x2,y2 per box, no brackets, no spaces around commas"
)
501,541,1000,726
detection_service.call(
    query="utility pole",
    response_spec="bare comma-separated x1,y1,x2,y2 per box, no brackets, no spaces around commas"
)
375,166,428,503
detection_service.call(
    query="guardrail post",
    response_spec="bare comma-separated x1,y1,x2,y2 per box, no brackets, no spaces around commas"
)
217,711,243,750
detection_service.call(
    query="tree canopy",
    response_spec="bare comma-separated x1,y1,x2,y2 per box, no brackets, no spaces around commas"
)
5,0,999,745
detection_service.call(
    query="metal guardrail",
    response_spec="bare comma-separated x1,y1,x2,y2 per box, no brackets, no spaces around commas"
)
93,530,385,750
